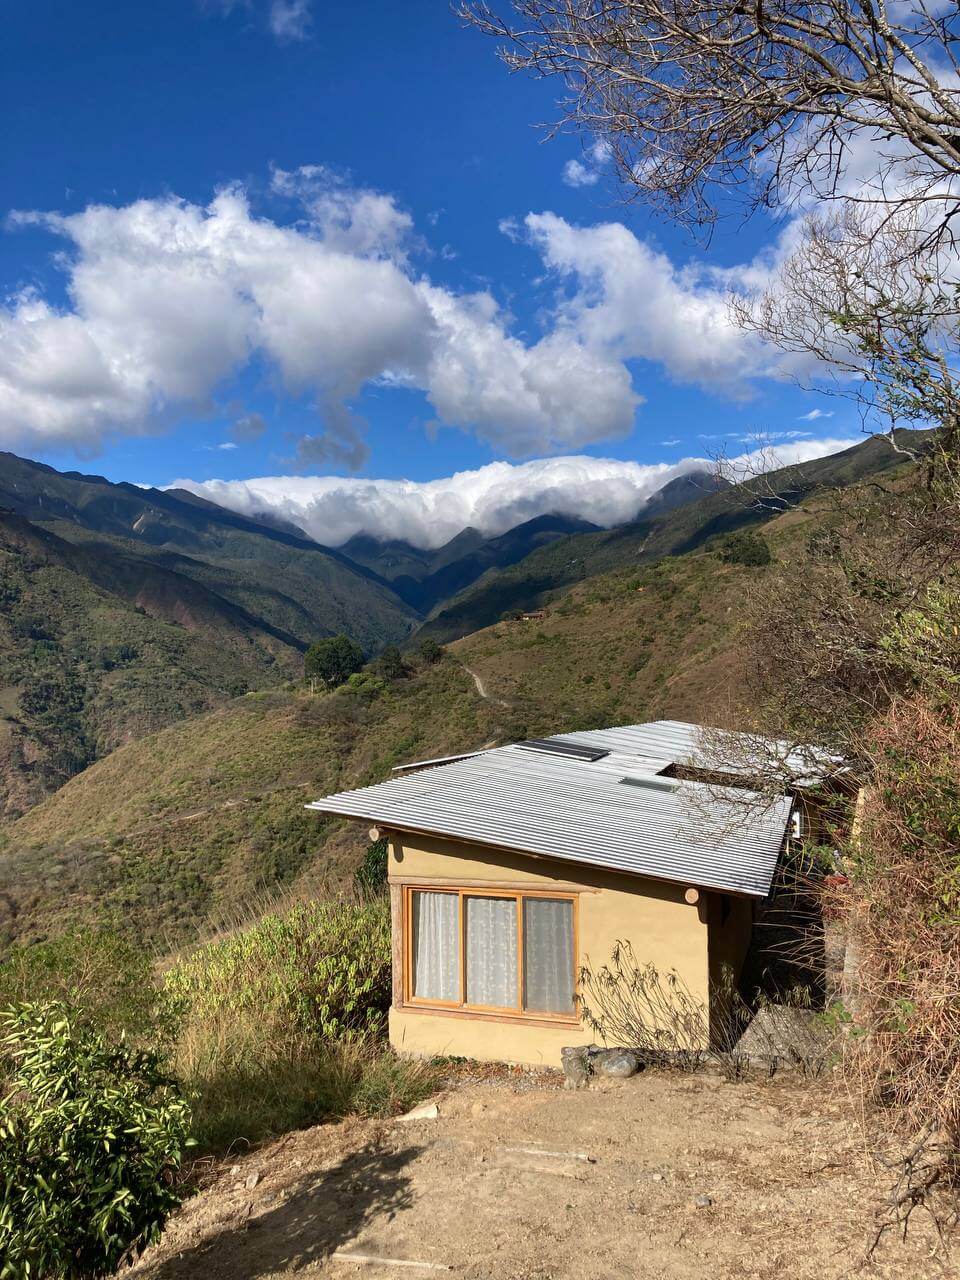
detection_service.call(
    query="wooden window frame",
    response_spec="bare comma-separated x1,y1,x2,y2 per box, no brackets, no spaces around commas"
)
401,884,579,1025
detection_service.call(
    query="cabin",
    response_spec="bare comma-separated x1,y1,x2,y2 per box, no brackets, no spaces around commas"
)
307,720,840,1068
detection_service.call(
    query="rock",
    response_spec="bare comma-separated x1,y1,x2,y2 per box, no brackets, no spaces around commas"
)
592,1049,640,1079
561,1045,592,1088
694,1195,713,1208
733,1005,830,1069
397,1101,439,1123
245,1172,260,1190
651,1173,664,1182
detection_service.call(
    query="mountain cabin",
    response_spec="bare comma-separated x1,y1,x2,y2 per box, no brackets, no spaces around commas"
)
307,720,843,1068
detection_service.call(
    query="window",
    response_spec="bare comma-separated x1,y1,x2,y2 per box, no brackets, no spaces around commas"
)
404,887,577,1020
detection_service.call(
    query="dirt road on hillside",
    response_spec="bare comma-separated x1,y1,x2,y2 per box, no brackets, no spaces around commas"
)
460,664,509,708
130,1069,949,1280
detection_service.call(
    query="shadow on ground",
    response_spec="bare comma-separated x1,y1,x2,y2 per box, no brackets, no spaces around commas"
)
140,1140,421,1280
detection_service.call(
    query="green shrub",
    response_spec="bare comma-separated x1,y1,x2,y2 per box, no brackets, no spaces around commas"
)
0,1002,191,1280
376,645,406,681
163,899,404,1152
717,530,772,566
340,671,387,699
165,898,392,1042
0,929,164,1045
418,637,444,664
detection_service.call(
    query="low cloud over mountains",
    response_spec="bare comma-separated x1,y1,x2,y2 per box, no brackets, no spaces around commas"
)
174,438,857,549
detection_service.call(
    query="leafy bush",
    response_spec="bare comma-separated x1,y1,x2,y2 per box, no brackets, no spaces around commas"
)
717,530,772,566
304,634,365,686
418,637,444,664
0,1002,191,1280
165,898,392,1043
340,671,387,699
376,645,406,680
0,929,164,1044
164,898,429,1152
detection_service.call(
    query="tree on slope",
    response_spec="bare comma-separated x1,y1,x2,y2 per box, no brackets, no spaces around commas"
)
304,635,365,688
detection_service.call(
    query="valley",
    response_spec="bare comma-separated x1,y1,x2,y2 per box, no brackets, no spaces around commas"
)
0,432,921,949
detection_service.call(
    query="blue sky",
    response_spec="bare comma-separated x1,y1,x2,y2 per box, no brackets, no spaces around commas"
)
0,0,856,540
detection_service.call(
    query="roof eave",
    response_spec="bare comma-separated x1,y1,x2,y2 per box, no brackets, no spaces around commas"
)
304,801,772,900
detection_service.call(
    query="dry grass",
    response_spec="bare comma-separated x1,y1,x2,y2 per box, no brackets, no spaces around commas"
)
175,1007,438,1155
164,891,439,1155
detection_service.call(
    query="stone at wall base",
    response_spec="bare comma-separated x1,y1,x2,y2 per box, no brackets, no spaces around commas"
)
560,1045,592,1088
561,1044,642,1085
593,1049,640,1078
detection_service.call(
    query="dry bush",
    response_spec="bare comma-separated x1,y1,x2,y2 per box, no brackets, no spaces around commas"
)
841,696,960,1244
175,1005,438,1154
578,940,829,1078
578,942,710,1069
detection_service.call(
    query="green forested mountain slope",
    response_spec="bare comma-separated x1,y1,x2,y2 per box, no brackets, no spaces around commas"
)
0,452,417,651
341,514,601,612
0,433,927,949
0,660,502,947
0,501,811,949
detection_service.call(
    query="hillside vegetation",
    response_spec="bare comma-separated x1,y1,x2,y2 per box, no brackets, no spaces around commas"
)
0,452,416,652
0,530,788,949
0,435,923,949
0,510,306,820
0,659,500,948
418,434,922,644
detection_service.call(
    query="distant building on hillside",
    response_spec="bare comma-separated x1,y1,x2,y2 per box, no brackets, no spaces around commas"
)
307,720,850,1068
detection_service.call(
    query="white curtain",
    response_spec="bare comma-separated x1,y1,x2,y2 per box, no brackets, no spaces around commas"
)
523,898,575,1014
412,891,459,1001
465,896,518,1008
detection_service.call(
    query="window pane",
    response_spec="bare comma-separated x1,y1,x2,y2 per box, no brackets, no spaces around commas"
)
465,896,518,1008
411,891,459,1002
523,898,575,1014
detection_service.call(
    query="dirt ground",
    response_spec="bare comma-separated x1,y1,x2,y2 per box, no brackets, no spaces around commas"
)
130,1068,953,1280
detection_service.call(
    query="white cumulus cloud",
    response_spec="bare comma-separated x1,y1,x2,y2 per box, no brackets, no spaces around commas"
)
562,159,599,188
0,169,817,463
172,436,860,549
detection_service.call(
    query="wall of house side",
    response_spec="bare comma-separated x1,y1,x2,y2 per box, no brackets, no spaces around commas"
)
706,894,755,1049
387,832,711,1068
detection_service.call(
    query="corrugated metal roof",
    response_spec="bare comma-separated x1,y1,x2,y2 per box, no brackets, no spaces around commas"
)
550,720,842,786
306,720,797,898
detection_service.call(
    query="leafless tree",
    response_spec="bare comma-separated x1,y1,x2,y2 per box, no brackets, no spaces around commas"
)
462,2,960,455
461,0,960,234
736,205,960,448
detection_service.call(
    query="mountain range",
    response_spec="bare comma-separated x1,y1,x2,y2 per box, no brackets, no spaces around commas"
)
0,435,922,823
0,429,926,944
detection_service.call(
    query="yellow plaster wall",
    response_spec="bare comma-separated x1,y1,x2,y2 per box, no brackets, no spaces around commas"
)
388,832,711,1068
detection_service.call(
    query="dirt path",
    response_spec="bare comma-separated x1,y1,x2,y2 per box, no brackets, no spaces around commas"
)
460,664,508,707
130,1071,950,1280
